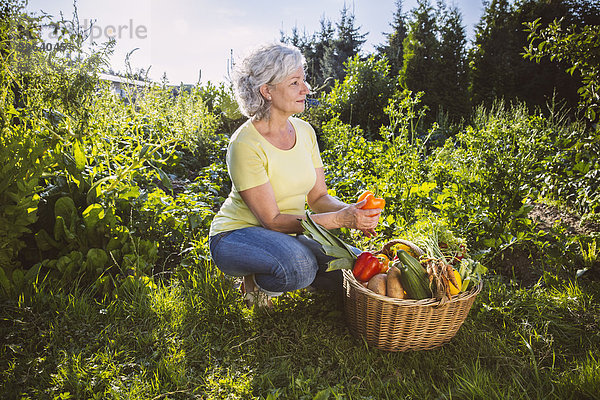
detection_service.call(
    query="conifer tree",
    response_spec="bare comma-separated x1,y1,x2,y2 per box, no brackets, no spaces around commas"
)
400,0,440,117
310,18,335,88
377,0,408,78
321,3,367,84
469,0,517,108
281,4,365,90
469,0,594,111
436,4,470,120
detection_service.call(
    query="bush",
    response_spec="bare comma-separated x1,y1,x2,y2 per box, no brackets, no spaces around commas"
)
319,55,395,140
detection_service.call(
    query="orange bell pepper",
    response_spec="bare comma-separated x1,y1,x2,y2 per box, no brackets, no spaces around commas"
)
357,190,374,203
356,190,385,216
376,254,390,273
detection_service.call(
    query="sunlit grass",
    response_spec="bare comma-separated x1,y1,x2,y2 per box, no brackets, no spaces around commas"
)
1,261,599,399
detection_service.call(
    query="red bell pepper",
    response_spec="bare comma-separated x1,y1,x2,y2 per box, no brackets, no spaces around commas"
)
352,251,382,282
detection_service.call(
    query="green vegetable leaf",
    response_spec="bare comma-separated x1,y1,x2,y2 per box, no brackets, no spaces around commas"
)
54,197,77,223
82,204,105,230
35,229,60,251
326,257,354,272
313,388,331,400
86,248,108,270
138,144,151,159
322,244,354,259
302,212,357,260
12,269,25,289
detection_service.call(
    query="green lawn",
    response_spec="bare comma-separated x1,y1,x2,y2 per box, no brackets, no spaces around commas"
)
2,260,599,399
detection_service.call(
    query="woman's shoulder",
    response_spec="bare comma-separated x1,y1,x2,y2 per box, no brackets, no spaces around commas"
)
290,117,316,142
290,116,314,132
230,119,259,144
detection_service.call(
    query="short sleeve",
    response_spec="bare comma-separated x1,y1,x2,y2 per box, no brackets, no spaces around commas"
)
227,139,269,191
306,122,323,168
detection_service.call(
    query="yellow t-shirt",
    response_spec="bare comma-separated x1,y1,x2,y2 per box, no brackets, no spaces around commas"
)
209,117,324,236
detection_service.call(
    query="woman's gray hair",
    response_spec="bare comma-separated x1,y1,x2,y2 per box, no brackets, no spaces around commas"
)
232,42,306,120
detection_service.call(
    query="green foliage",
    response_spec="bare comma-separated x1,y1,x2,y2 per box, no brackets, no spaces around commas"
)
320,55,394,139
0,2,227,297
0,107,44,270
469,0,593,113
398,0,470,124
376,0,408,78
281,3,366,88
435,4,470,121
0,1,113,290
524,18,600,121
533,126,600,217
436,102,542,245
400,0,439,115
325,3,367,82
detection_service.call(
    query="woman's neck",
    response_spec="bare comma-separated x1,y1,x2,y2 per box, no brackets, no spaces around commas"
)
252,112,296,150
254,111,290,137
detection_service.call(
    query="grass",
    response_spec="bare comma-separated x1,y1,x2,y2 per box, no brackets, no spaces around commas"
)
1,260,599,400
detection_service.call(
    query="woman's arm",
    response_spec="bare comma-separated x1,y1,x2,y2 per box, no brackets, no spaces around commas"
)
307,168,381,236
239,167,381,235
307,168,346,213
238,181,305,234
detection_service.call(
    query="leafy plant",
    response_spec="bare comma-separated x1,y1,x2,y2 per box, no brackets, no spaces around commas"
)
320,54,395,139
524,18,600,121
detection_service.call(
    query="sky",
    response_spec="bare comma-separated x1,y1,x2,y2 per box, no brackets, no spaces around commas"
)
25,0,486,85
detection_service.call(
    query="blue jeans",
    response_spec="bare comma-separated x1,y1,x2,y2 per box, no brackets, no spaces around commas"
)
209,226,355,294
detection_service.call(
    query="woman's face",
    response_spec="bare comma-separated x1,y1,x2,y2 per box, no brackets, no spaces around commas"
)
267,66,309,116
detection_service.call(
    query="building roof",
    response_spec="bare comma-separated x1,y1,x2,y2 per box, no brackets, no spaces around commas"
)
98,73,149,87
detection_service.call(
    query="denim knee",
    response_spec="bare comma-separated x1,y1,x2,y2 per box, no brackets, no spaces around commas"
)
209,227,319,293
255,240,318,292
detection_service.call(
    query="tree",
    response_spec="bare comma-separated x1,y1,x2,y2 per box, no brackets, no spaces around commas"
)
436,4,470,120
400,0,440,119
307,18,335,88
323,55,395,138
281,4,365,90
280,24,322,87
524,18,600,121
321,3,367,85
469,0,595,113
469,0,518,108
377,0,408,78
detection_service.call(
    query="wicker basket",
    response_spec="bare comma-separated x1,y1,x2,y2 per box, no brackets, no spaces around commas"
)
342,239,482,352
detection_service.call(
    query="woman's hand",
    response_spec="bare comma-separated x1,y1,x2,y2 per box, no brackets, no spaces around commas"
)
335,199,382,237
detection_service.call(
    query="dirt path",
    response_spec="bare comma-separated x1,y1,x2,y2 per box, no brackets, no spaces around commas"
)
528,203,599,235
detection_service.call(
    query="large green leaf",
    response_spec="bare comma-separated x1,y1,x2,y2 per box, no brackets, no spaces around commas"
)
303,212,357,259
0,267,11,292
54,197,77,225
326,257,354,272
73,140,86,171
82,204,105,230
86,248,108,270
35,229,60,251
54,216,76,242
11,269,24,288
322,244,353,259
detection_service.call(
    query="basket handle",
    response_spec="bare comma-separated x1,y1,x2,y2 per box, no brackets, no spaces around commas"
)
376,239,424,258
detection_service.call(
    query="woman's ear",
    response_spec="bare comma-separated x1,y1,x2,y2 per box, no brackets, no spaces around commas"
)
259,84,272,101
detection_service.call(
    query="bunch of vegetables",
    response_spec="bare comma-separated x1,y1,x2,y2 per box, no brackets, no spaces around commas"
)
301,191,485,303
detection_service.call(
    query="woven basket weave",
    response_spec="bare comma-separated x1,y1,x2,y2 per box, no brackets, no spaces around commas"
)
342,239,482,352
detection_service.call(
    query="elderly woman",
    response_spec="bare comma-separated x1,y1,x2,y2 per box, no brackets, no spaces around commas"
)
208,43,381,307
